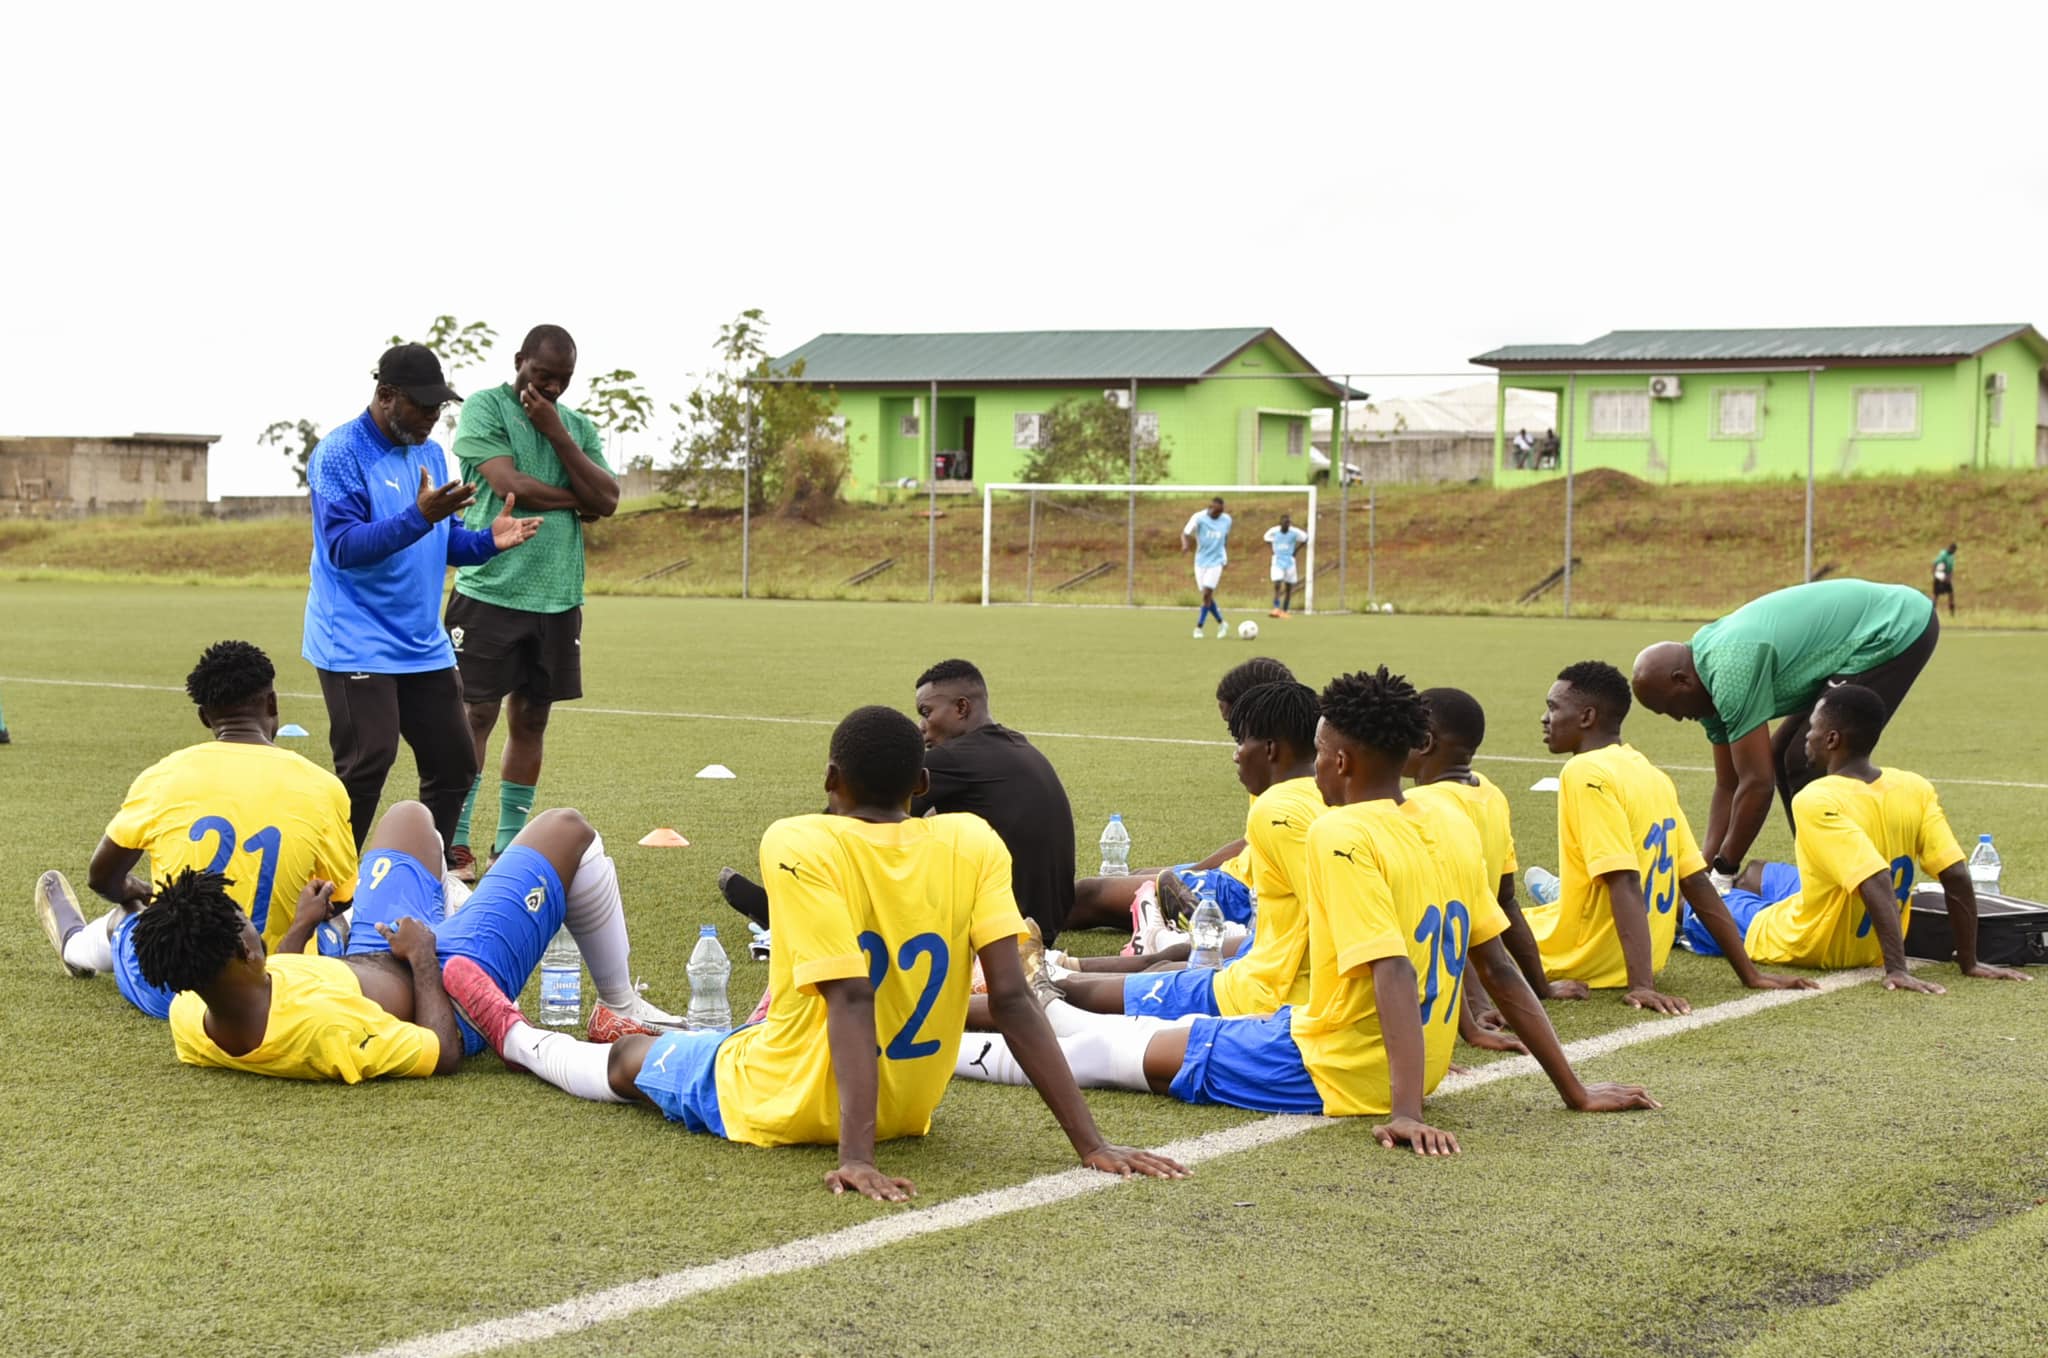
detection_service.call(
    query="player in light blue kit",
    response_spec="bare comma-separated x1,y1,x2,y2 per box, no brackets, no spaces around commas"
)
1181,496,1233,638
1264,513,1309,618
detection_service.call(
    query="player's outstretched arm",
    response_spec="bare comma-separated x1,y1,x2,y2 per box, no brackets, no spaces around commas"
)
1677,872,1818,993
1497,875,1588,1001
86,836,152,909
1471,939,1661,1114
1938,863,2030,983
1604,870,1689,1015
276,879,340,956
380,919,462,1073
1855,873,1945,994
1710,728,1776,870
816,976,914,1202
1457,988,1525,1053
1370,954,1460,1155
980,938,1188,1180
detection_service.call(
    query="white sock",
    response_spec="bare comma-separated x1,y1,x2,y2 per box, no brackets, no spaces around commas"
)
1058,1027,1159,1093
502,1021,627,1103
562,835,636,1007
1044,997,1183,1039
955,1033,1028,1084
63,909,120,973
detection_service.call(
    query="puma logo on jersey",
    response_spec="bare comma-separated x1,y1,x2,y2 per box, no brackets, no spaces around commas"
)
777,862,802,879
1331,847,1362,865
1271,818,1293,827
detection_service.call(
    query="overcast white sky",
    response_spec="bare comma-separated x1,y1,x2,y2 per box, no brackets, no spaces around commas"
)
5,1,2045,495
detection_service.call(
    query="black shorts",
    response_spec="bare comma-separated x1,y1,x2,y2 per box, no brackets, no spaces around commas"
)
1933,575,1954,596
444,593,583,705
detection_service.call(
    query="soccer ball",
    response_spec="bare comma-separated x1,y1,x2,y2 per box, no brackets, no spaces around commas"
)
1381,602,1396,615
1237,620,1260,640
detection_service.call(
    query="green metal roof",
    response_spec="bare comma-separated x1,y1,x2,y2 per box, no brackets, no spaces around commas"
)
1472,324,2042,366
774,327,1351,393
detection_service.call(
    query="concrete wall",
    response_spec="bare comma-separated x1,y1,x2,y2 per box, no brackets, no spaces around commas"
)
1,436,214,515
1336,436,1496,485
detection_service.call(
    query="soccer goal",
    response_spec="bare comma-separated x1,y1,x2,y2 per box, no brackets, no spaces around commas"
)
978,482,1319,613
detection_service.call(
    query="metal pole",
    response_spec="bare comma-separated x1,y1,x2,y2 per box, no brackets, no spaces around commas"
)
1804,368,1816,583
1126,376,1138,606
740,390,751,600
1026,490,1038,603
1338,376,1350,611
1563,374,1576,618
1303,483,1317,615
978,481,992,606
1366,445,1376,606
927,379,938,603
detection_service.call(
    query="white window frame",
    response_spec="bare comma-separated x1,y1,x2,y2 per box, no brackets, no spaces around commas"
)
1135,411,1160,448
1588,390,1651,438
899,414,920,439
1854,386,1920,437
1711,386,1763,440
1286,421,1304,457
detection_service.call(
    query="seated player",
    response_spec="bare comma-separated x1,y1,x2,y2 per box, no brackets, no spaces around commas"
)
1525,661,1816,1013
33,640,359,1018
1065,656,1296,936
444,706,1186,1200
1676,684,2028,991
1403,687,1588,1007
957,668,1661,1153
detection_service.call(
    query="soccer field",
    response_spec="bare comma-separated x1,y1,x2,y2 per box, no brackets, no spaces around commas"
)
2,580,2045,1358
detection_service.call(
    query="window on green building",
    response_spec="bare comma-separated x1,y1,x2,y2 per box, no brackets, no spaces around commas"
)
1854,388,1919,437
1014,413,1044,448
1590,390,1650,437
1714,389,1761,439
1286,421,1303,457
1136,413,1159,449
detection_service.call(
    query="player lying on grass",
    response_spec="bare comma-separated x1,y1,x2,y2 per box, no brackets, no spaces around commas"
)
1675,684,2028,992
1403,687,1588,1011
32,640,359,1019
1524,662,1817,1015
1064,656,1296,936
443,705,1187,1200
956,668,1660,1154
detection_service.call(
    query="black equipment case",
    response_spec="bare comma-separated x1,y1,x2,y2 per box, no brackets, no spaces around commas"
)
1906,885,2048,967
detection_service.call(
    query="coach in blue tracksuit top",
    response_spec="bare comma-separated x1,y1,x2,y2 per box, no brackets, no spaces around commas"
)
303,344,540,854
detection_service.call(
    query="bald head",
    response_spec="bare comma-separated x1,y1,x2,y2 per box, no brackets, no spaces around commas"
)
1630,641,1714,720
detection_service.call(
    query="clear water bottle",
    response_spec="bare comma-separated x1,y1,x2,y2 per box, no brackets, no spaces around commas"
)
1525,866,1562,906
1098,813,1131,877
539,927,582,1028
1189,887,1226,968
687,924,733,1030
1969,835,2002,895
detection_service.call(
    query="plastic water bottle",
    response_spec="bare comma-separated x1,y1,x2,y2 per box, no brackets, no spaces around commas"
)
1525,866,1562,906
687,924,733,1030
1098,814,1131,877
539,928,582,1028
1969,835,2002,894
1189,887,1226,968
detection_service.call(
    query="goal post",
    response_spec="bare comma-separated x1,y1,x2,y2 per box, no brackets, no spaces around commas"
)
979,482,1319,613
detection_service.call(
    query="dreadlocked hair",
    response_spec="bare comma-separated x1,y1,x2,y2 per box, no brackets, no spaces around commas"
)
1228,681,1320,751
130,868,248,993
1557,659,1632,725
1216,656,1296,710
185,640,274,711
1318,666,1430,759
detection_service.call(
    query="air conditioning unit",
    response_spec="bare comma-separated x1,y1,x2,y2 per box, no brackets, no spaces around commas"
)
1648,375,1683,399
1103,388,1132,408
1987,372,2008,394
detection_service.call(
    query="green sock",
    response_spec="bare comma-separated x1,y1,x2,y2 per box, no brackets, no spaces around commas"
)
453,775,481,848
494,780,538,856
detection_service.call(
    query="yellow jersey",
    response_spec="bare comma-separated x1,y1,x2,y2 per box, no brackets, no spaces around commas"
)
1212,776,1325,1017
1525,742,1706,989
1746,769,1965,969
1291,795,1508,1117
1407,772,1520,888
716,811,1029,1148
105,740,358,951
1220,792,1256,884
167,953,438,1082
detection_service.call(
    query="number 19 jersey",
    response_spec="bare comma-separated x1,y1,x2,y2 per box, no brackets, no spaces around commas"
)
717,811,1029,1148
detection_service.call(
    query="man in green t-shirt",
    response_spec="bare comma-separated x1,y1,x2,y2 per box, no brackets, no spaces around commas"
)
443,324,619,878
1628,579,1938,888
1931,542,1956,617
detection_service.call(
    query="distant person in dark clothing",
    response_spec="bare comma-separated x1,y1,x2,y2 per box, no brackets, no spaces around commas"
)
1537,428,1561,469
1931,542,1957,616
718,659,1079,942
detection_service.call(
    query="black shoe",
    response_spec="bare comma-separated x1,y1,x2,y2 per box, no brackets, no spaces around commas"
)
0,728,11,744
717,868,771,929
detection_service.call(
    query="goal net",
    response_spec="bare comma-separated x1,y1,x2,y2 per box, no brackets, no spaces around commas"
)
978,482,1319,612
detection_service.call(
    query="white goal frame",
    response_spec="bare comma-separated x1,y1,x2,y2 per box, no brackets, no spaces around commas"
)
979,482,1318,613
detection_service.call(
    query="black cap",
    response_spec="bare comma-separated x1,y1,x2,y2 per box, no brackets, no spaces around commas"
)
374,344,462,406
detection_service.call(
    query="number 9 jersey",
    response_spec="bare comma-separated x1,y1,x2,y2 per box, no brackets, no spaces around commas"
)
716,811,1029,1148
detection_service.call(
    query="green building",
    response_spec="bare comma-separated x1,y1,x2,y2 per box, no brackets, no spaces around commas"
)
773,328,1354,500
1472,324,2048,484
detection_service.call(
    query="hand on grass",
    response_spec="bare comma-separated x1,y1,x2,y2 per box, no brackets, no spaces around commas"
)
826,1161,915,1202
1546,979,1592,1001
1081,1145,1189,1179
1624,986,1691,1015
1884,970,1946,995
1747,972,1820,992
1462,1026,1527,1055
1372,1116,1460,1156
1569,1082,1663,1113
1961,963,2031,983
491,492,542,551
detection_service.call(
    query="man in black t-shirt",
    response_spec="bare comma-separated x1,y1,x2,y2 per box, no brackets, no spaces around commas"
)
717,659,1079,941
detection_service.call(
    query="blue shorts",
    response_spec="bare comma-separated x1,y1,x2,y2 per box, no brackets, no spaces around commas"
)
111,911,175,1020
1124,966,1221,1019
635,1028,732,1137
1167,1008,1324,1114
1682,862,1800,956
1170,866,1255,926
349,845,565,1055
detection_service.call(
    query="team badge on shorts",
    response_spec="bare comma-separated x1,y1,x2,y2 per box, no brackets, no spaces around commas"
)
524,886,547,913
450,626,466,651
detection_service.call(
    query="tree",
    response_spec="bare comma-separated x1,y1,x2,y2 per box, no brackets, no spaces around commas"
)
1020,394,1173,485
260,418,323,490
663,309,840,513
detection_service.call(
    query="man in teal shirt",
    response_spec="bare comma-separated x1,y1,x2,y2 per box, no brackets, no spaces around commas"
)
1931,542,1957,616
1629,579,1938,886
443,324,619,877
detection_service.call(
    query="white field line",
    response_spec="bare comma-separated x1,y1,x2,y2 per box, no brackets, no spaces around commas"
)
357,967,1877,1358
5,674,2044,792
